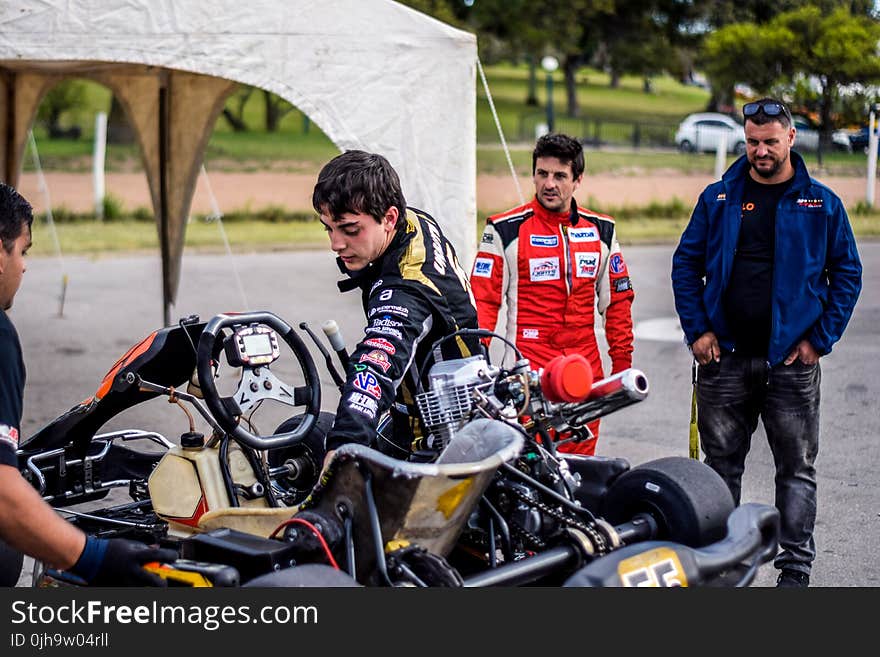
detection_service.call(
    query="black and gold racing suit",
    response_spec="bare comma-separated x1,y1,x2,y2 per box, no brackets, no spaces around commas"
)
325,207,480,456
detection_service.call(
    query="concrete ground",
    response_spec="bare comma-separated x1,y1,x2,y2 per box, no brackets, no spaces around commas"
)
10,240,879,587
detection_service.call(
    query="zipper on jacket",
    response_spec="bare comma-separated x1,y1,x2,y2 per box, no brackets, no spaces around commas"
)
767,193,788,368
560,224,572,294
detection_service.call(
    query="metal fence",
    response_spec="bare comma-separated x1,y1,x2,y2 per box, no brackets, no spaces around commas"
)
518,112,678,149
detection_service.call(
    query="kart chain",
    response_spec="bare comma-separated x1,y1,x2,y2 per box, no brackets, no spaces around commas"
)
507,485,610,555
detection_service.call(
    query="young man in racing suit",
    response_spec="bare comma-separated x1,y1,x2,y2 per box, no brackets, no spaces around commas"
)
313,150,481,457
470,133,634,455
0,183,176,586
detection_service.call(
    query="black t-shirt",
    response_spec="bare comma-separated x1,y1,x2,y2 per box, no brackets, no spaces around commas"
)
0,310,25,467
723,174,793,357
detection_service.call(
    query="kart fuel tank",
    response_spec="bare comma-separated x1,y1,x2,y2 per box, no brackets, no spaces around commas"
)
149,442,269,537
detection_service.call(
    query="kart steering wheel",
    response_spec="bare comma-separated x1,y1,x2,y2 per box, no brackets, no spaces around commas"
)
197,311,321,450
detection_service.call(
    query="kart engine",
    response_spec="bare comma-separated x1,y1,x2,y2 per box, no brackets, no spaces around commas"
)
415,354,651,565
415,355,507,450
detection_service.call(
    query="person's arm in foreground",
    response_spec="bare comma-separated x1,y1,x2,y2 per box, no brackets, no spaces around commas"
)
0,465,177,585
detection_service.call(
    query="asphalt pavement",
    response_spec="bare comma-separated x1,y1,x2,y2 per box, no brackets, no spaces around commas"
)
10,240,879,587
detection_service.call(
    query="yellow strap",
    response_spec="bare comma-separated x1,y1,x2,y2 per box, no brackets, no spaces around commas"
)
143,563,213,587
689,361,700,460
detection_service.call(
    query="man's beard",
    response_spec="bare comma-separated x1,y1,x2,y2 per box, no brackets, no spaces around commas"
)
750,153,787,179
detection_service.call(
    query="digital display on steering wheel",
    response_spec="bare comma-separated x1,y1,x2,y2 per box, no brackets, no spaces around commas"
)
243,333,273,357
225,324,280,367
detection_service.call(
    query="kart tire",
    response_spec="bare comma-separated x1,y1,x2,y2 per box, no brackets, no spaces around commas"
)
0,539,24,586
267,411,334,503
243,563,361,587
600,456,734,547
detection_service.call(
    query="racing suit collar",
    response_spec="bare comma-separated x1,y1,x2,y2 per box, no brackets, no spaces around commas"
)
532,195,579,226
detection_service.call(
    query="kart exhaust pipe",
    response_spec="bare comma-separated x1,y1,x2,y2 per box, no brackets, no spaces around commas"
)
559,368,649,428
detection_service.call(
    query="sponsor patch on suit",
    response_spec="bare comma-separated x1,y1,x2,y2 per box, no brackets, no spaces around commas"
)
360,349,392,373
0,424,19,449
529,234,558,247
529,257,560,281
353,371,382,399
346,392,378,419
364,337,396,354
576,252,599,278
568,227,599,242
473,257,494,278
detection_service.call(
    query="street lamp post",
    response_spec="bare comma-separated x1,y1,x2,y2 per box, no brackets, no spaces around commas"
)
541,56,559,134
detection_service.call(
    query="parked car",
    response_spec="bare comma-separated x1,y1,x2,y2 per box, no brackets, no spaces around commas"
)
846,126,876,152
675,112,746,154
791,115,852,153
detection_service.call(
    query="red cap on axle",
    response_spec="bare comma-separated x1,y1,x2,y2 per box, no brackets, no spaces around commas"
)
540,354,594,403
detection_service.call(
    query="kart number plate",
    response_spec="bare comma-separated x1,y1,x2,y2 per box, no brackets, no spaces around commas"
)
617,547,688,587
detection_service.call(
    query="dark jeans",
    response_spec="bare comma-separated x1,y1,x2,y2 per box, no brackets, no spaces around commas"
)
697,353,820,575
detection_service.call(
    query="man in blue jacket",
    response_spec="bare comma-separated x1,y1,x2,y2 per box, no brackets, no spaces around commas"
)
671,98,862,588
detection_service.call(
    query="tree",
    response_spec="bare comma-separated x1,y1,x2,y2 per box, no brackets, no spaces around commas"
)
262,91,298,132
696,0,878,110
701,5,880,152
37,79,87,138
702,22,798,105
220,85,254,133
776,6,880,148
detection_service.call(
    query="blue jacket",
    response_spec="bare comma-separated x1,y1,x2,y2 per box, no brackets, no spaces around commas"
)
671,152,862,366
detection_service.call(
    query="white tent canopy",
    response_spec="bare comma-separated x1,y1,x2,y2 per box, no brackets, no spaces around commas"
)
0,0,477,323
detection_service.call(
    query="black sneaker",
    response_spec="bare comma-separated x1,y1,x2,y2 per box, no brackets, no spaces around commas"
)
776,569,810,588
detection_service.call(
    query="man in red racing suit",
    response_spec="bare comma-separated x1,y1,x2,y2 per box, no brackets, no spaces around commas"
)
470,134,634,455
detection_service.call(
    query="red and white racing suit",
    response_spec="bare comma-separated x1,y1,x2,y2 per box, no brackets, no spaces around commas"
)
470,197,635,454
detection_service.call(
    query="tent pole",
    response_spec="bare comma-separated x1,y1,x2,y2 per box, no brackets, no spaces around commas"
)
3,71,15,184
158,84,171,327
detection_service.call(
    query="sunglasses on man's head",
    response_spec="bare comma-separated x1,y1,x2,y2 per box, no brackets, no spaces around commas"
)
743,101,790,120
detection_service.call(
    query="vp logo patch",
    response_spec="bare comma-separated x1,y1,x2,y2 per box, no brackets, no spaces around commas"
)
609,253,627,274
353,371,382,399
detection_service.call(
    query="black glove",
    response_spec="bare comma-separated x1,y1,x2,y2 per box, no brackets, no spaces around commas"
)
69,536,179,587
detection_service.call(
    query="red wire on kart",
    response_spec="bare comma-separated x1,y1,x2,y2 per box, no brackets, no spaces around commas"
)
270,518,340,570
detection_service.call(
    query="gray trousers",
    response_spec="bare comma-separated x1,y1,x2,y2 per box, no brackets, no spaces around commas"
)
697,353,820,575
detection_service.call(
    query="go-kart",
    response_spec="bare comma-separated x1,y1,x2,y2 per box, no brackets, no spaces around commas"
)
15,310,780,588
